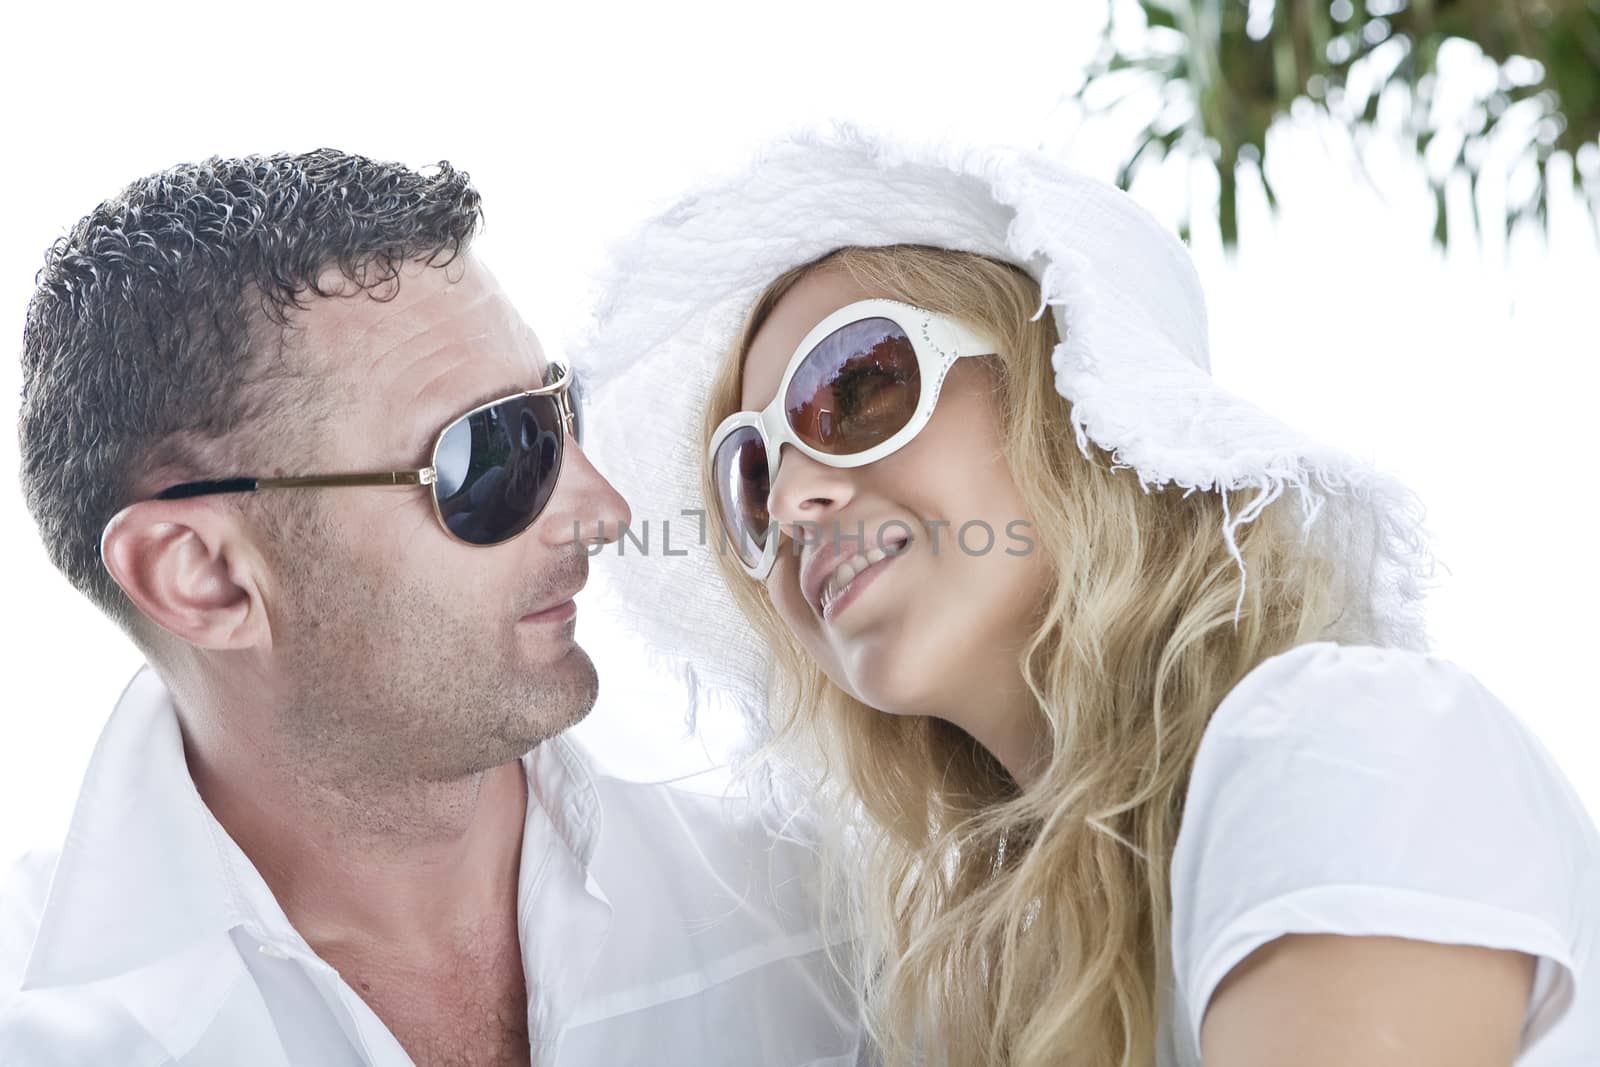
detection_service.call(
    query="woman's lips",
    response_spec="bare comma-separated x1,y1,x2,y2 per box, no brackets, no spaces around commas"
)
819,547,903,623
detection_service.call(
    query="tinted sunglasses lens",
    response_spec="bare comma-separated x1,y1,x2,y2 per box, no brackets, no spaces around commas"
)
712,425,771,570
433,394,564,546
784,317,921,455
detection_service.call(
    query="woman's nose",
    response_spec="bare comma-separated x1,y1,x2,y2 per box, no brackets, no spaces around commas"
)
765,446,856,542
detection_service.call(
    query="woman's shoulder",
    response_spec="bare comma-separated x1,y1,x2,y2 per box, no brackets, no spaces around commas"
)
1188,640,1596,851
1173,637,1600,960
1206,640,1508,746
1170,641,1600,1060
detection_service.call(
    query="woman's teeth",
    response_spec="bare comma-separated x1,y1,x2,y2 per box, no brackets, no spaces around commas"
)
821,546,890,613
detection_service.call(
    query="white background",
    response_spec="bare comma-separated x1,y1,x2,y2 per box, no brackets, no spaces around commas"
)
1,0,1595,867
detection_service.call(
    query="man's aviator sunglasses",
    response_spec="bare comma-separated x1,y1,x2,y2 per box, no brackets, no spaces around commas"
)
709,299,996,581
147,363,583,548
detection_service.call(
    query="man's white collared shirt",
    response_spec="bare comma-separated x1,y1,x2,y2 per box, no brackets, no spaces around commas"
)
0,668,863,1065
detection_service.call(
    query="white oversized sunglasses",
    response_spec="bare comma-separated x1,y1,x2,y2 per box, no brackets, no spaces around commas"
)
708,298,996,579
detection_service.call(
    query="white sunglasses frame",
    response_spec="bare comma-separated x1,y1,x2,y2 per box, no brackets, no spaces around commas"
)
708,298,997,581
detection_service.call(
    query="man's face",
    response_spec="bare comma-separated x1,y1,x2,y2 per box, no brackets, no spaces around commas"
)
258,254,629,784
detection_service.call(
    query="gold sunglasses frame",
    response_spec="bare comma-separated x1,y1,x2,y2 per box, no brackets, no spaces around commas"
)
142,362,581,548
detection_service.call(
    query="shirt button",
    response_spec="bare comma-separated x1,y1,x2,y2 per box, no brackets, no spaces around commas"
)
258,943,293,960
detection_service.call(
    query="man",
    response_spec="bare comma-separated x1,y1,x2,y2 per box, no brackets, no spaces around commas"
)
0,151,859,1065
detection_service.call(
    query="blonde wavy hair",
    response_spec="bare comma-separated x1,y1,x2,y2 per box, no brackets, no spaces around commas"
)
701,245,1373,1067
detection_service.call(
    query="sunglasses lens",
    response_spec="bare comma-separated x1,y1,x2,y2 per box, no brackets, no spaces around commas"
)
712,425,772,570
784,317,921,455
569,374,584,446
433,394,564,546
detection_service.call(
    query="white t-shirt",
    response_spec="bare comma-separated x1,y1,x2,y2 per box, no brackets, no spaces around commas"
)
1159,641,1599,1065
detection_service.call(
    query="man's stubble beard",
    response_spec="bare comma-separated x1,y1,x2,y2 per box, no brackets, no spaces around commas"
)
263,532,600,792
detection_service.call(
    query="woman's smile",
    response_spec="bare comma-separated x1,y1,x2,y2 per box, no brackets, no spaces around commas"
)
818,537,908,623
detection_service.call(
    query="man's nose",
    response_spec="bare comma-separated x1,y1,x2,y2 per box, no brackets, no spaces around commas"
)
541,434,631,550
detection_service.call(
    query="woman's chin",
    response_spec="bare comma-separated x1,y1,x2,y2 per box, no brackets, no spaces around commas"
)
836,655,934,719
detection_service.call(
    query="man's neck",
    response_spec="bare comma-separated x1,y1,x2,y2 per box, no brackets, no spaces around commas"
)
175,681,535,1065
179,705,530,959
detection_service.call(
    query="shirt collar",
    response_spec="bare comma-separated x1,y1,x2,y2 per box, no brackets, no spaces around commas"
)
21,667,238,990
21,664,609,994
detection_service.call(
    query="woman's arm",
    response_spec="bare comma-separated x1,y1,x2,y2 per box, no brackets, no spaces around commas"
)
1199,933,1536,1067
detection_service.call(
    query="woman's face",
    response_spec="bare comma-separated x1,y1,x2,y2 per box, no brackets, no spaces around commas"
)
738,268,1050,741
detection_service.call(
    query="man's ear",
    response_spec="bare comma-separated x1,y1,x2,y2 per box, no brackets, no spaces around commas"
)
100,499,272,651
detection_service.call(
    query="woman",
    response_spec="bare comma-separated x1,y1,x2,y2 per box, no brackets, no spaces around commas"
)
577,129,1598,1065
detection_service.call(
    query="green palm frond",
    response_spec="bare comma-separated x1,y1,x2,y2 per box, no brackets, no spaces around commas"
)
1072,0,1600,247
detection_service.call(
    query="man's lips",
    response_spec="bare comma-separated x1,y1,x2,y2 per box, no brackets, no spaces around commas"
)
520,599,577,623
519,577,586,621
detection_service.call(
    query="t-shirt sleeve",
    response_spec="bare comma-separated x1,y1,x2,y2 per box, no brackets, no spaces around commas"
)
1168,642,1594,1061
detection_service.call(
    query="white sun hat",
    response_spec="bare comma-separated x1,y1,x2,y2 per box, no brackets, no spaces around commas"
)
574,124,1433,731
